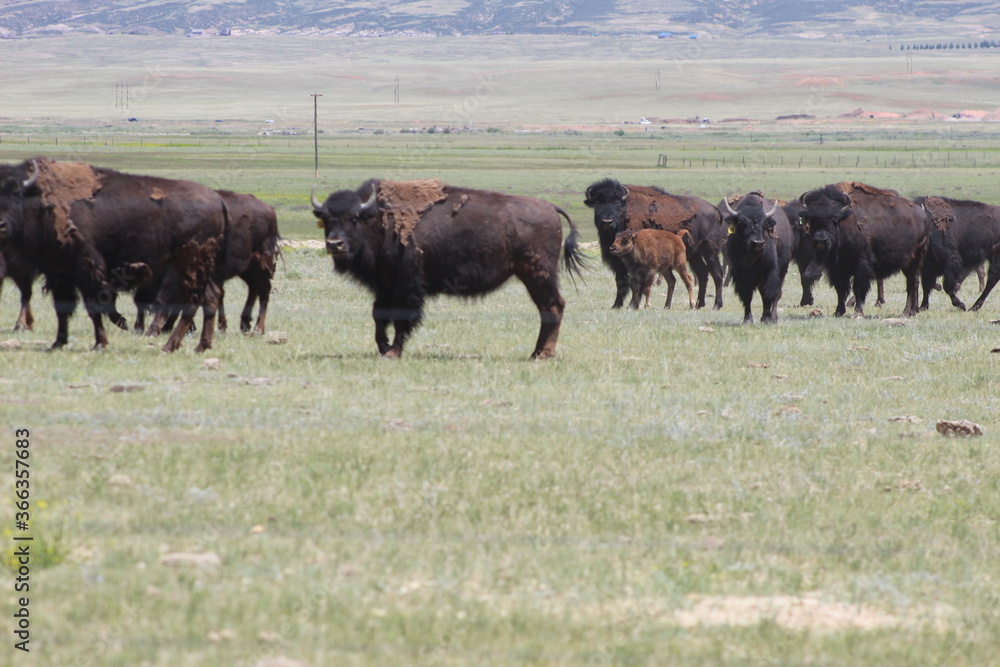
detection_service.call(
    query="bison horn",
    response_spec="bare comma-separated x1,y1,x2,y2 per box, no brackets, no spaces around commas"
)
723,196,738,217
764,200,779,219
22,159,39,190
310,186,324,211
359,184,378,212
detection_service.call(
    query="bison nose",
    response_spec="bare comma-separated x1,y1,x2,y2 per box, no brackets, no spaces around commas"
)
600,218,615,228
751,239,765,252
326,238,345,255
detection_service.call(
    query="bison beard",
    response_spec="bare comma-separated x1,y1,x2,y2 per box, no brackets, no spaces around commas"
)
313,179,586,359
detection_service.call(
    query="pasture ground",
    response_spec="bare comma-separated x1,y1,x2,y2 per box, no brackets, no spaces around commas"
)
2,35,1000,665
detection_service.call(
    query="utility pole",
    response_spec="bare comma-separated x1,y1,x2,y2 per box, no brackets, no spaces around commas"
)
311,93,323,178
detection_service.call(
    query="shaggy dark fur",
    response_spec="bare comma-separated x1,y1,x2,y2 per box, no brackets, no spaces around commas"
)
798,182,930,317
313,179,586,359
0,157,227,352
722,193,793,324
915,195,1000,311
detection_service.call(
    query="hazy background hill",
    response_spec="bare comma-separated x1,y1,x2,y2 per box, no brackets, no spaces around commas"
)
2,0,999,39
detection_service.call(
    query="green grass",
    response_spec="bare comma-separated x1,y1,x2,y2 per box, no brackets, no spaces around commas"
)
3,38,1000,664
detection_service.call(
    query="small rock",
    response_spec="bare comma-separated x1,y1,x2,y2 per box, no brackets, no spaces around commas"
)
253,656,307,667
698,326,715,333
252,524,265,534
748,362,769,368
108,473,133,488
884,318,907,327
109,384,144,393
809,309,823,317
203,358,222,370
0,339,22,350
158,551,222,568
266,331,288,345
889,415,922,423
936,419,983,437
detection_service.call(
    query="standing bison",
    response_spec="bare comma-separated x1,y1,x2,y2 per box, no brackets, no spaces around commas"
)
0,157,227,351
722,193,793,323
609,229,695,310
916,196,1000,311
584,178,725,310
312,179,585,359
798,182,930,317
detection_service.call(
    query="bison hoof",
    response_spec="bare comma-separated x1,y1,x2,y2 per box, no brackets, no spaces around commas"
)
531,349,556,360
381,348,402,359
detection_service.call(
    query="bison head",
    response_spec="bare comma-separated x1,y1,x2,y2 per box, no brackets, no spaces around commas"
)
798,185,852,258
723,193,779,255
0,159,40,243
609,230,637,257
584,178,630,235
312,180,378,269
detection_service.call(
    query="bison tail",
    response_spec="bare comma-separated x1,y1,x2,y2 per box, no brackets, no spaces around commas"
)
556,207,590,287
677,229,693,247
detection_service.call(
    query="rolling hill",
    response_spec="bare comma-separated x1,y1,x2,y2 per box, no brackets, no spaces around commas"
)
1,0,998,39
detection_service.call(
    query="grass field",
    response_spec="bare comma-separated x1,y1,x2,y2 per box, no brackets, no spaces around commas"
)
3,35,1000,666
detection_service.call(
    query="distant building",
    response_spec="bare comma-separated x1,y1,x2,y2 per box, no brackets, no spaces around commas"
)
689,33,698,39
658,32,673,39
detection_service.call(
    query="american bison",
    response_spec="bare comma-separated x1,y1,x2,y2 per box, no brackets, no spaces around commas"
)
584,178,725,310
0,157,227,351
916,196,1000,311
722,193,793,323
312,179,586,359
609,228,695,310
798,182,930,317
138,190,280,336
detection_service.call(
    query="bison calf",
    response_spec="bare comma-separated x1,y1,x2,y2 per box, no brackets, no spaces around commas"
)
609,229,695,310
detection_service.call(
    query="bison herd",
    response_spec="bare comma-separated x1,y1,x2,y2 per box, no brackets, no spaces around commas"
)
2,156,1000,359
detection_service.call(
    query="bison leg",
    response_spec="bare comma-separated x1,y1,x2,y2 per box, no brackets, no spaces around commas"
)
942,259,969,311
875,279,886,307
678,266,696,310
524,278,565,360
372,296,393,355
970,260,1000,312
194,282,220,353
162,304,198,352
705,249,725,310
13,280,34,332
688,254,709,309
628,270,648,310
662,271,677,309
759,270,783,324
251,276,270,335
735,279,755,324
920,265,939,311
217,285,228,333
612,266,630,309
48,280,77,349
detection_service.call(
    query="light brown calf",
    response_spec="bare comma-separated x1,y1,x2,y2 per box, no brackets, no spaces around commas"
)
609,229,695,309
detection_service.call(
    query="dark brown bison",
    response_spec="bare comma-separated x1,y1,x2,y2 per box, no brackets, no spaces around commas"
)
584,178,725,310
312,179,586,359
798,182,930,317
916,196,1000,311
0,157,227,351
135,189,279,336
722,193,793,323
609,229,695,309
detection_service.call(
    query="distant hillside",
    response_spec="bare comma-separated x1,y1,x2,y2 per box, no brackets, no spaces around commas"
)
1,0,999,39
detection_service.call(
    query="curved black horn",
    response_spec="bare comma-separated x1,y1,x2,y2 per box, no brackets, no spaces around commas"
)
359,183,378,211
723,196,738,217
22,159,39,190
310,186,323,211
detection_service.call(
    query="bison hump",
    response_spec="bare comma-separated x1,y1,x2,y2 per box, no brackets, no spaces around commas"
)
377,179,448,246
922,196,955,232
626,186,698,229
835,181,900,199
35,158,103,246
